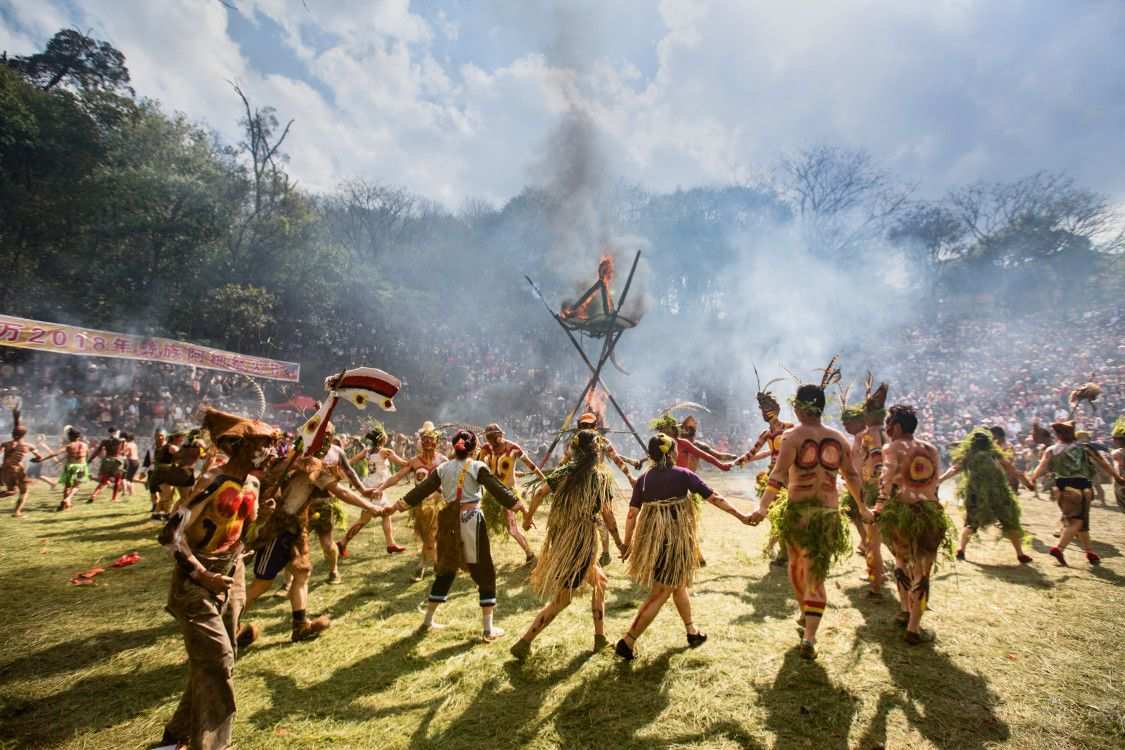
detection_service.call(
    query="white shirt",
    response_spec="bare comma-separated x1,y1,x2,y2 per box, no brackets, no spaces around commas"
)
435,458,488,505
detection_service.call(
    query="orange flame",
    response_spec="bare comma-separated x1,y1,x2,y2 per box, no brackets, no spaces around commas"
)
560,252,616,321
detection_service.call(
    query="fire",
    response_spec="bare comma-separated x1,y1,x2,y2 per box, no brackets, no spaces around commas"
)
586,385,608,424
560,251,617,321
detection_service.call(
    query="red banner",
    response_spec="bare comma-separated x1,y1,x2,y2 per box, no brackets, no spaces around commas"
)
0,314,300,382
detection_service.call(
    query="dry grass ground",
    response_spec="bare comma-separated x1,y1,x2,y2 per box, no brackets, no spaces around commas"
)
0,472,1123,749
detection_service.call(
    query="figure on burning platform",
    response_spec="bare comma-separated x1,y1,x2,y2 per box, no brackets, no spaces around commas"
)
511,428,624,660
479,422,548,567
1027,419,1124,566
378,429,528,641
336,423,409,558
615,432,749,660
1112,417,1125,511
236,422,385,648
42,427,89,511
376,426,447,580
939,428,1034,564
86,427,126,503
747,359,870,661
305,424,371,585
1,410,44,517
154,409,277,750
875,404,955,645
735,369,795,567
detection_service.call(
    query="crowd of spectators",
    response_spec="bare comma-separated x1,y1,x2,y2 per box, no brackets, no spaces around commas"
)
2,305,1122,469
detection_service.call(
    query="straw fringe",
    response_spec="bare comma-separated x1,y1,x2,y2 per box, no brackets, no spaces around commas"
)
410,494,442,544
628,496,700,589
530,465,614,599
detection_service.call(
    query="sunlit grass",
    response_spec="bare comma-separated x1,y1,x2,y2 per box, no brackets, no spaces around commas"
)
0,474,1123,749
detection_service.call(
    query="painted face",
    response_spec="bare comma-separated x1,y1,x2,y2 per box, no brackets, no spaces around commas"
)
486,431,502,447
762,409,779,422
421,436,437,451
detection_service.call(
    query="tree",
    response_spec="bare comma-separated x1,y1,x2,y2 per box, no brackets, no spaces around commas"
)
3,29,132,95
778,145,911,257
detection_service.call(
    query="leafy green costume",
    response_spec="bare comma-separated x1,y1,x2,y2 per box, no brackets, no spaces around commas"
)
951,428,1024,535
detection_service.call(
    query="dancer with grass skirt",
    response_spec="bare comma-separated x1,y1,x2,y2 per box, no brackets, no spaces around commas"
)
41,427,88,511
375,426,447,580
875,404,955,646
510,429,623,660
940,428,1034,564
305,426,369,585
155,409,277,750
614,433,748,661
478,422,547,566
838,394,869,555
1027,420,1124,566
856,378,889,596
747,358,869,661
336,423,409,558
380,429,528,641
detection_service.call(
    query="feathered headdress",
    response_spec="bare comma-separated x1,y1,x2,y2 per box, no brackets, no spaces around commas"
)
839,384,863,421
863,372,889,423
9,407,21,436
788,355,842,417
754,366,783,418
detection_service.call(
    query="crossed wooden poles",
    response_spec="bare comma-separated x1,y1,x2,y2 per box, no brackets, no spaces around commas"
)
526,250,646,466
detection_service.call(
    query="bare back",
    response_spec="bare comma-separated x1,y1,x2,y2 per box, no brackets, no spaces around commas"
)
882,436,941,504
776,422,851,507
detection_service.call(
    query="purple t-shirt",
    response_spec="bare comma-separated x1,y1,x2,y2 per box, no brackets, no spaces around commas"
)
630,466,713,508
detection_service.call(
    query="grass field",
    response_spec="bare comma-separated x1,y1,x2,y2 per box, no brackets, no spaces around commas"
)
1,473,1123,750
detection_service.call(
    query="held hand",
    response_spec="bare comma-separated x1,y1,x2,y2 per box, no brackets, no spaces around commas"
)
739,512,754,526
747,510,766,526
872,503,885,520
194,570,233,596
719,462,733,472
522,513,534,532
620,543,631,561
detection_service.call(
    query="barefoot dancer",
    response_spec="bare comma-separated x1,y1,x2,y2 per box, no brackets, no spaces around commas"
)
747,360,869,661
735,371,795,567
511,429,622,659
377,427,446,580
306,426,370,585
1111,417,1125,510
1027,420,1124,566
876,404,955,645
838,396,869,555
337,424,408,557
41,427,89,511
1,410,43,517
86,427,126,503
479,422,547,566
940,428,1034,564
616,433,748,660
380,429,527,641
856,379,889,596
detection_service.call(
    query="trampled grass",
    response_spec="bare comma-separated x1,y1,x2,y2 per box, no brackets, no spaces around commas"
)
1,474,1123,749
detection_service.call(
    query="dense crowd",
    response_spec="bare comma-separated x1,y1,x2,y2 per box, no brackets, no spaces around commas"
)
1,305,1122,467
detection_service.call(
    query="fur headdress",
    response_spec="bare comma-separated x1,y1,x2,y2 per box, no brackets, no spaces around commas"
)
863,372,889,424
1031,421,1053,446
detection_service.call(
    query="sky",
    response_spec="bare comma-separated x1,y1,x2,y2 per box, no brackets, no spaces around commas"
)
2,0,1124,208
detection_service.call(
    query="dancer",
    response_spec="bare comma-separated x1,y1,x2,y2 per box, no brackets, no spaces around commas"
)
337,424,408,557
1,410,43,517
41,427,89,511
573,411,642,564
747,360,868,660
510,428,622,659
86,427,126,503
940,428,1033,564
615,432,748,660
155,409,277,750
856,379,889,596
380,429,528,641
306,426,370,584
376,426,447,580
122,432,140,497
838,396,868,553
1027,420,1124,566
735,370,795,567
238,427,386,646
875,404,954,645
479,422,547,566
1112,417,1125,511
144,429,167,513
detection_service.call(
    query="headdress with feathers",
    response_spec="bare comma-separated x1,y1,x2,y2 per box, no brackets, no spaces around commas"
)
789,355,842,416
754,366,783,417
862,372,889,422
839,384,864,421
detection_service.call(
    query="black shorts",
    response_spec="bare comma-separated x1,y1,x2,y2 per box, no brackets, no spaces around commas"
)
125,459,140,481
253,529,298,581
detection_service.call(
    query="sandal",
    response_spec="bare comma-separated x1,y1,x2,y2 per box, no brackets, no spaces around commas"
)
687,631,708,648
614,638,636,661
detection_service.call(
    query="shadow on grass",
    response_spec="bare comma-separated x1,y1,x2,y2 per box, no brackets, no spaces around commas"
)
756,646,858,750
969,559,1055,589
0,659,182,747
843,587,1010,750
36,516,152,538
732,563,792,625
412,650,593,749
0,624,173,686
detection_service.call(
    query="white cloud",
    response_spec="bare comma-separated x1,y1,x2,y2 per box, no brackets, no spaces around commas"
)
3,0,1124,205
